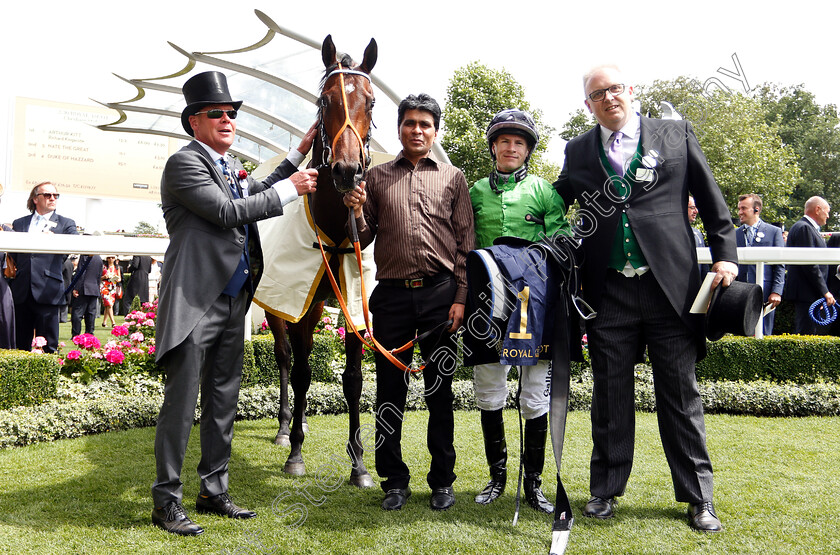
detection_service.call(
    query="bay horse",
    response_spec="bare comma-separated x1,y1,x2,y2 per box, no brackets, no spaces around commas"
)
264,34,377,488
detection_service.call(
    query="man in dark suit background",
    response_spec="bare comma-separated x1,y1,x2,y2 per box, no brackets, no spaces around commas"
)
784,196,835,334
735,193,785,335
554,65,737,532
9,182,77,353
60,256,74,323
688,195,709,276
151,71,319,536
70,253,103,337
124,255,152,309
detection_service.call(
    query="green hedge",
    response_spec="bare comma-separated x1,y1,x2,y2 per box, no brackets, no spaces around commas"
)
0,350,59,410
243,333,345,387
697,335,840,383
3,372,840,448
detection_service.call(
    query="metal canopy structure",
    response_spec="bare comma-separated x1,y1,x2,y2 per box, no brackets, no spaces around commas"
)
94,10,444,165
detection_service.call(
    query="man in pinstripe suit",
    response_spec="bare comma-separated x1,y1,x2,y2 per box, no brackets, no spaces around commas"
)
554,65,738,532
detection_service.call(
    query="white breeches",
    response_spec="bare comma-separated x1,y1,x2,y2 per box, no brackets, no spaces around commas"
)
473,360,551,420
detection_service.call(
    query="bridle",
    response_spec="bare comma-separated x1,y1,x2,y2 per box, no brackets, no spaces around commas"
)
316,63,373,171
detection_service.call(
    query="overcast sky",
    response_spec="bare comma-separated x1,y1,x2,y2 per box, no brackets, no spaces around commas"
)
1,0,837,230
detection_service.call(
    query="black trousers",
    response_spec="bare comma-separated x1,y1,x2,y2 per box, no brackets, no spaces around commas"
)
151,289,248,508
71,294,98,337
585,270,713,504
14,291,59,353
371,276,458,492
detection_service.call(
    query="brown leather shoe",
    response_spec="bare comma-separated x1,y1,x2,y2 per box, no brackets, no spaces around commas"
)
582,496,616,519
688,501,722,532
152,502,204,536
196,492,256,519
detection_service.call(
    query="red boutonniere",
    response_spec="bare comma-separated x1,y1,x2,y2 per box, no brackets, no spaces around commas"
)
238,170,248,181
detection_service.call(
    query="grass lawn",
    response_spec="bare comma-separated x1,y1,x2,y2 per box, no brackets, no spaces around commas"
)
0,410,838,554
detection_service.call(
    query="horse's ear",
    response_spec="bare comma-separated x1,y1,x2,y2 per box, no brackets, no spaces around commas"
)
360,38,377,74
322,34,336,68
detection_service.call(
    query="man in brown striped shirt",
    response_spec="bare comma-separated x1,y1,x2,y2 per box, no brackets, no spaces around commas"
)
344,93,475,512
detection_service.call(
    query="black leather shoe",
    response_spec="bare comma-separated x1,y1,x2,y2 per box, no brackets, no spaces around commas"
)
582,496,616,519
524,477,555,514
382,487,411,510
430,486,455,511
152,501,204,536
196,492,256,519
475,479,505,505
688,501,722,532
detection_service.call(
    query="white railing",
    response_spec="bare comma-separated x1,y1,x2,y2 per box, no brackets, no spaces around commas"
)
698,246,840,338
2,235,837,341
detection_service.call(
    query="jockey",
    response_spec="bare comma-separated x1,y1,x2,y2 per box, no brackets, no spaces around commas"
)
469,108,571,513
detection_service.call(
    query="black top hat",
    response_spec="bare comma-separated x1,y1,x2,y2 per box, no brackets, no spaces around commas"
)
705,280,763,341
180,71,243,136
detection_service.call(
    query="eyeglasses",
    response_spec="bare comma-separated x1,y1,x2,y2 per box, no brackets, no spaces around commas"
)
587,84,626,102
37,193,60,199
194,109,238,119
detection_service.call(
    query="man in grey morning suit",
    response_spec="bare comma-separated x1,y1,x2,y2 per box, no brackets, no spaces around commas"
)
554,65,738,532
151,71,318,536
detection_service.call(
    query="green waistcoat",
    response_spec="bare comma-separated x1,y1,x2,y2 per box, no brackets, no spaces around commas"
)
598,139,648,271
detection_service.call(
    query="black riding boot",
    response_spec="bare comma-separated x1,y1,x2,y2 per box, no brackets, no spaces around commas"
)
475,409,507,505
523,413,554,514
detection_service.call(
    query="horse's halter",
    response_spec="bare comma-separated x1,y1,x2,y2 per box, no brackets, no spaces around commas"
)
317,63,373,172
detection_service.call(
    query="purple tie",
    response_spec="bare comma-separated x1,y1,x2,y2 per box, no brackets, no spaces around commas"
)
607,131,624,176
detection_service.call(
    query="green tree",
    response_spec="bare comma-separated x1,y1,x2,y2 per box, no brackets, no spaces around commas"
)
629,78,801,225
442,62,558,185
134,221,158,235
755,83,840,228
559,108,596,141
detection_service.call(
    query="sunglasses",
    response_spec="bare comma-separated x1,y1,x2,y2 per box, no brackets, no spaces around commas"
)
194,109,238,120
37,193,60,199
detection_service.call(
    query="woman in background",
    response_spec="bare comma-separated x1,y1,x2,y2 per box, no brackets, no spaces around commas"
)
100,255,121,328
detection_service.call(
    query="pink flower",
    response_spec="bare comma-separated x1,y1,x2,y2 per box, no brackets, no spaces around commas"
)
104,349,125,364
322,316,332,325
32,336,47,348
324,324,333,331
148,345,156,354
82,335,101,350
66,350,82,360
143,320,155,327
112,325,129,336
130,332,145,342
146,312,156,319
120,341,132,349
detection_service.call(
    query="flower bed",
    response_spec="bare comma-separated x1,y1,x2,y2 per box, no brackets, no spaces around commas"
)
59,301,159,383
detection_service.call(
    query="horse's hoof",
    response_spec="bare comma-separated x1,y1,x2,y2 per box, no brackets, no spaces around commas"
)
274,432,290,447
349,473,374,489
284,461,306,476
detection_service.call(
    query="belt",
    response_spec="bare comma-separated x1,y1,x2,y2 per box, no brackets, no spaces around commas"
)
378,272,452,289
